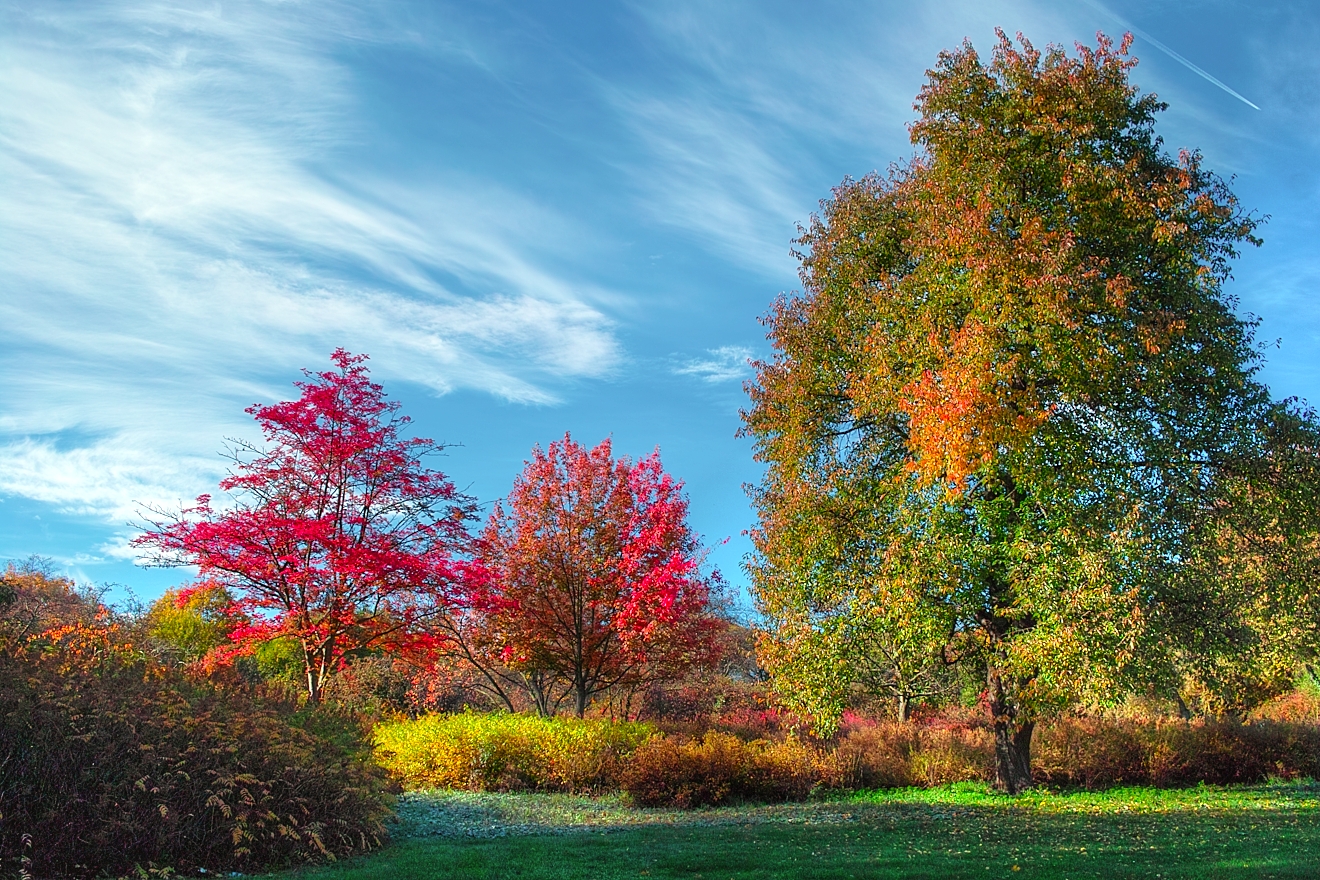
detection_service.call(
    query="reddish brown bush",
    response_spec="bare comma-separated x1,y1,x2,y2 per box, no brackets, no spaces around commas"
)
826,719,993,789
824,710,1320,791
0,625,391,878
1031,717,1149,787
621,732,815,807
1252,689,1320,724
1033,716,1320,788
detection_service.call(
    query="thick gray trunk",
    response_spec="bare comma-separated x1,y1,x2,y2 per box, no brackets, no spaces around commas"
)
993,719,1034,794
987,666,1033,794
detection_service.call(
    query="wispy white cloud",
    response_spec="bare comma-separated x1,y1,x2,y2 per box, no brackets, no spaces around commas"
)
675,346,755,384
0,437,220,523
608,0,1079,278
607,91,807,278
0,1,623,526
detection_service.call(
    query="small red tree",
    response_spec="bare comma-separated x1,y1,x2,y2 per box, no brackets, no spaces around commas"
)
136,350,474,703
462,434,721,717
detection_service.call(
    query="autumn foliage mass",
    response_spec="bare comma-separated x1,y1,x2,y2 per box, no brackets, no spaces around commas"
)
6,29,1320,879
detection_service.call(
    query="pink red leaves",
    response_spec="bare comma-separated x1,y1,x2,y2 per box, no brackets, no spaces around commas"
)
136,350,474,701
477,434,721,716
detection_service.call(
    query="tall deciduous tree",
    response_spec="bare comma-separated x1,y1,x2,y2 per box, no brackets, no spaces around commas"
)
137,350,474,703
451,434,721,717
743,32,1320,792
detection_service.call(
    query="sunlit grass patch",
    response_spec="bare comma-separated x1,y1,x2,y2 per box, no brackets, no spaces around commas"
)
849,778,1320,813
278,781,1320,879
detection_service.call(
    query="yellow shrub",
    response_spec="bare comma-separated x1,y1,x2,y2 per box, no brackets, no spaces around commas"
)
374,711,655,793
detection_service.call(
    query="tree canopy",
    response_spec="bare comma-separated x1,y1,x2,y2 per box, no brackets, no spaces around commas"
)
439,434,722,717
137,350,475,703
742,31,1320,792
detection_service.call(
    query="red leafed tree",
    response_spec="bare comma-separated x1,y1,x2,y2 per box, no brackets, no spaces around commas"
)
136,350,474,703
465,434,721,717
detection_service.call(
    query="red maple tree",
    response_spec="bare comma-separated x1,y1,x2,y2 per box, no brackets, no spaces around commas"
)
137,350,474,703
459,433,722,717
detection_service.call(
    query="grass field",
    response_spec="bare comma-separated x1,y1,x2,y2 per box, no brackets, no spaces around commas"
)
279,782,1320,879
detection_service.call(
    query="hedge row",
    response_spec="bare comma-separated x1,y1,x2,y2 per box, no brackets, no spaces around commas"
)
376,711,1320,807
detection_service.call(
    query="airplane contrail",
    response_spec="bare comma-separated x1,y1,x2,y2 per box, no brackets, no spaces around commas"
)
1078,0,1261,110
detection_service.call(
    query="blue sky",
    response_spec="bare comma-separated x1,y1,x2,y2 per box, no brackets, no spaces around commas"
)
3,0,1318,607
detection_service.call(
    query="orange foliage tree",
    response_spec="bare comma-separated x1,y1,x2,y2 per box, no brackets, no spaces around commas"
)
743,32,1320,792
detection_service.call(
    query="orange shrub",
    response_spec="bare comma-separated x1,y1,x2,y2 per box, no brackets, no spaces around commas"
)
827,720,993,789
1252,690,1320,724
1033,716,1320,788
621,732,816,807
910,727,995,786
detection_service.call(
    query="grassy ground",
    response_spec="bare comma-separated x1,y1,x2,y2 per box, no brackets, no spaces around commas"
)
277,781,1320,879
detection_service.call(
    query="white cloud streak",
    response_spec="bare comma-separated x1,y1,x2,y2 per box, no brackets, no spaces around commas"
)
675,346,755,384
610,0,1080,277
0,1,622,524
1078,0,1261,110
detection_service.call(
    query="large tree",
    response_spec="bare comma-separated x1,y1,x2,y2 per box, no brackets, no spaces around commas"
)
443,434,721,717
743,32,1320,792
138,350,474,703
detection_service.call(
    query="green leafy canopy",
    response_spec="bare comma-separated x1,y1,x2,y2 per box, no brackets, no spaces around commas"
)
743,32,1320,746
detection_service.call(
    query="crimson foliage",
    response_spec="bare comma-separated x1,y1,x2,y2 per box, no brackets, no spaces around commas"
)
137,350,474,703
445,434,722,717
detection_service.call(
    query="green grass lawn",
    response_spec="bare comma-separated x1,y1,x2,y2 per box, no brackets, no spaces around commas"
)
278,782,1320,879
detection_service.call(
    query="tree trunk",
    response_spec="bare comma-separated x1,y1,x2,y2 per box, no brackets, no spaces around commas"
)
987,666,1033,794
306,667,321,704
305,640,332,705
525,671,555,716
897,693,910,724
993,719,1034,794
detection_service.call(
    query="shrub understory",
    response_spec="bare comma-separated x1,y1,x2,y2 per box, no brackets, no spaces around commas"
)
0,627,392,878
832,713,1320,792
621,731,816,807
376,709,1320,809
373,712,655,793
1032,715,1320,787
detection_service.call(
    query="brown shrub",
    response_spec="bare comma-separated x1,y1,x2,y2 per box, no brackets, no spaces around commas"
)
1033,716,1320,788
911,727,995,786
621,732,815,807
0,625,391,878
826,719,993,789
829,722,918,789
1032,717,1149,787
1252,690,1320,724
628,707,1320,800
